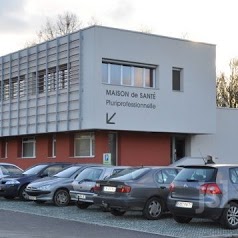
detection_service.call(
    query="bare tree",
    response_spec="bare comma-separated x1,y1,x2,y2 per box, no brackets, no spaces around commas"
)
87,16,101,27
139,25,152,34
37,12,83,42
216,72,229,107
216,58,238,108
228,58,238,108
25,12,102,47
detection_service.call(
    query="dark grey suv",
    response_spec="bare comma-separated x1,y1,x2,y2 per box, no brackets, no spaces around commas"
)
167,164,238,229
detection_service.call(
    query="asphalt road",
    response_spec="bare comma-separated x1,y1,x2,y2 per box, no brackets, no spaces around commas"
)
0,210,173,238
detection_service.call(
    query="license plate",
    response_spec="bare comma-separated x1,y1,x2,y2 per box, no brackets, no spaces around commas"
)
28,196,37,201
77,194,86,199
103,186,116,192
176,201,193,208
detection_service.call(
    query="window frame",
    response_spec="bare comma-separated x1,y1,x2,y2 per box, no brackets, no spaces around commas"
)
74,133,95,158
22,137,36,158
52,135,56,158
172,67,183,91
102,59,156,89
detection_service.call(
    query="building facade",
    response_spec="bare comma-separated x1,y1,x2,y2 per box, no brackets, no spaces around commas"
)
0,26,216,169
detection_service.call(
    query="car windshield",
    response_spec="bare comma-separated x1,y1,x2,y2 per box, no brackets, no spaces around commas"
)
0,165,23,176
174,167,217,182
54,166,82,178
75,167,103,181
23,164,47,175
110,167,150,181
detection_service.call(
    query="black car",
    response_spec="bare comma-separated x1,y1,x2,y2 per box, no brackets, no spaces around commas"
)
0,162,71,200
93,166,180,219
167,164,238,229
0,163,23,179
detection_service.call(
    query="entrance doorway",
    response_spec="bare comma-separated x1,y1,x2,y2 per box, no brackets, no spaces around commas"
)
171,136,186,163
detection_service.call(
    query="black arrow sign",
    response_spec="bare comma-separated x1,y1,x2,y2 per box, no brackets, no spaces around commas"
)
106,113,116,124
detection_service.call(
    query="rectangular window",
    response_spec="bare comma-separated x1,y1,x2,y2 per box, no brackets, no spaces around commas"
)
74,133,95,157
38,70,46,93
58,64,68,89
134,67,143,87
102,60,156,88
19,75,25,98
102,63,108,84
3,79,10,100
172,67,183,91
11,77,18,99
22,137,36,158
1,140,8,158
48,67,56,92
52,135,56,158
110,64,121,85
122,65,131,86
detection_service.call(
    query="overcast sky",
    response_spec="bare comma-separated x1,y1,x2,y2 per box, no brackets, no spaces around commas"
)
0,0,238,74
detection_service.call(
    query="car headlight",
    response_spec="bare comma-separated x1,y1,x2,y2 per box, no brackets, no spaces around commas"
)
5,180,20,185
38,185,52,191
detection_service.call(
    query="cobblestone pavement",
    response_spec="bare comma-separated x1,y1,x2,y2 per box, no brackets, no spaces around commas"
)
0,198,238,238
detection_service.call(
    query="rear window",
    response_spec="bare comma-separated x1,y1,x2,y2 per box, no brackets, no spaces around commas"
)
109,168,140,179
75,167,103,181
174,167,216,182
110,168,150,181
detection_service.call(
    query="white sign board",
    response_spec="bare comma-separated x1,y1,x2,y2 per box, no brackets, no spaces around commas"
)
103,153,112,165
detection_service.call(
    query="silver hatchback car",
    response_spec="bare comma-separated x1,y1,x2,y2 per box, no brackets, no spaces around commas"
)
70,166,129,209
168,164,238,229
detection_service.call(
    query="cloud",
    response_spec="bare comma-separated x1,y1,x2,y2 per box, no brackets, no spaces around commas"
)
0,0,26,14
105,0,135,23
0,0,30,33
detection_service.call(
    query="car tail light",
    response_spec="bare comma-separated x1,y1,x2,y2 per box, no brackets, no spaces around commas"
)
116,185,131,193
169,183,175,192
93,183,102,192
200,183,222,195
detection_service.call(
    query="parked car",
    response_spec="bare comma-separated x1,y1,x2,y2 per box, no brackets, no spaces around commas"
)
93,166,181,219
170,155,216,167
0,162,71,200
0,163,23,179
25,164,101,206
70,166,129,209
167,164,238,229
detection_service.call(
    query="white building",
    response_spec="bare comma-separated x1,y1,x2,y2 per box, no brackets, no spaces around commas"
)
0,25,224,168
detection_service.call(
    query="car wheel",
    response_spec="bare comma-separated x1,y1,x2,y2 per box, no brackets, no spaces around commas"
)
173,215,192,223
111,209,126,216
53,189,70,207
19,184,29,201
76,201,91,209
143,197,163,220
220,202,238,229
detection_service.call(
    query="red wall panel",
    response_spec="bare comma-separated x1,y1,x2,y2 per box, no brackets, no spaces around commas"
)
0,131,171,169
118,132,171,166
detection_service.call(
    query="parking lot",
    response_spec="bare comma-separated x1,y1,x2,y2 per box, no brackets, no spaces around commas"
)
0,198,238,238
